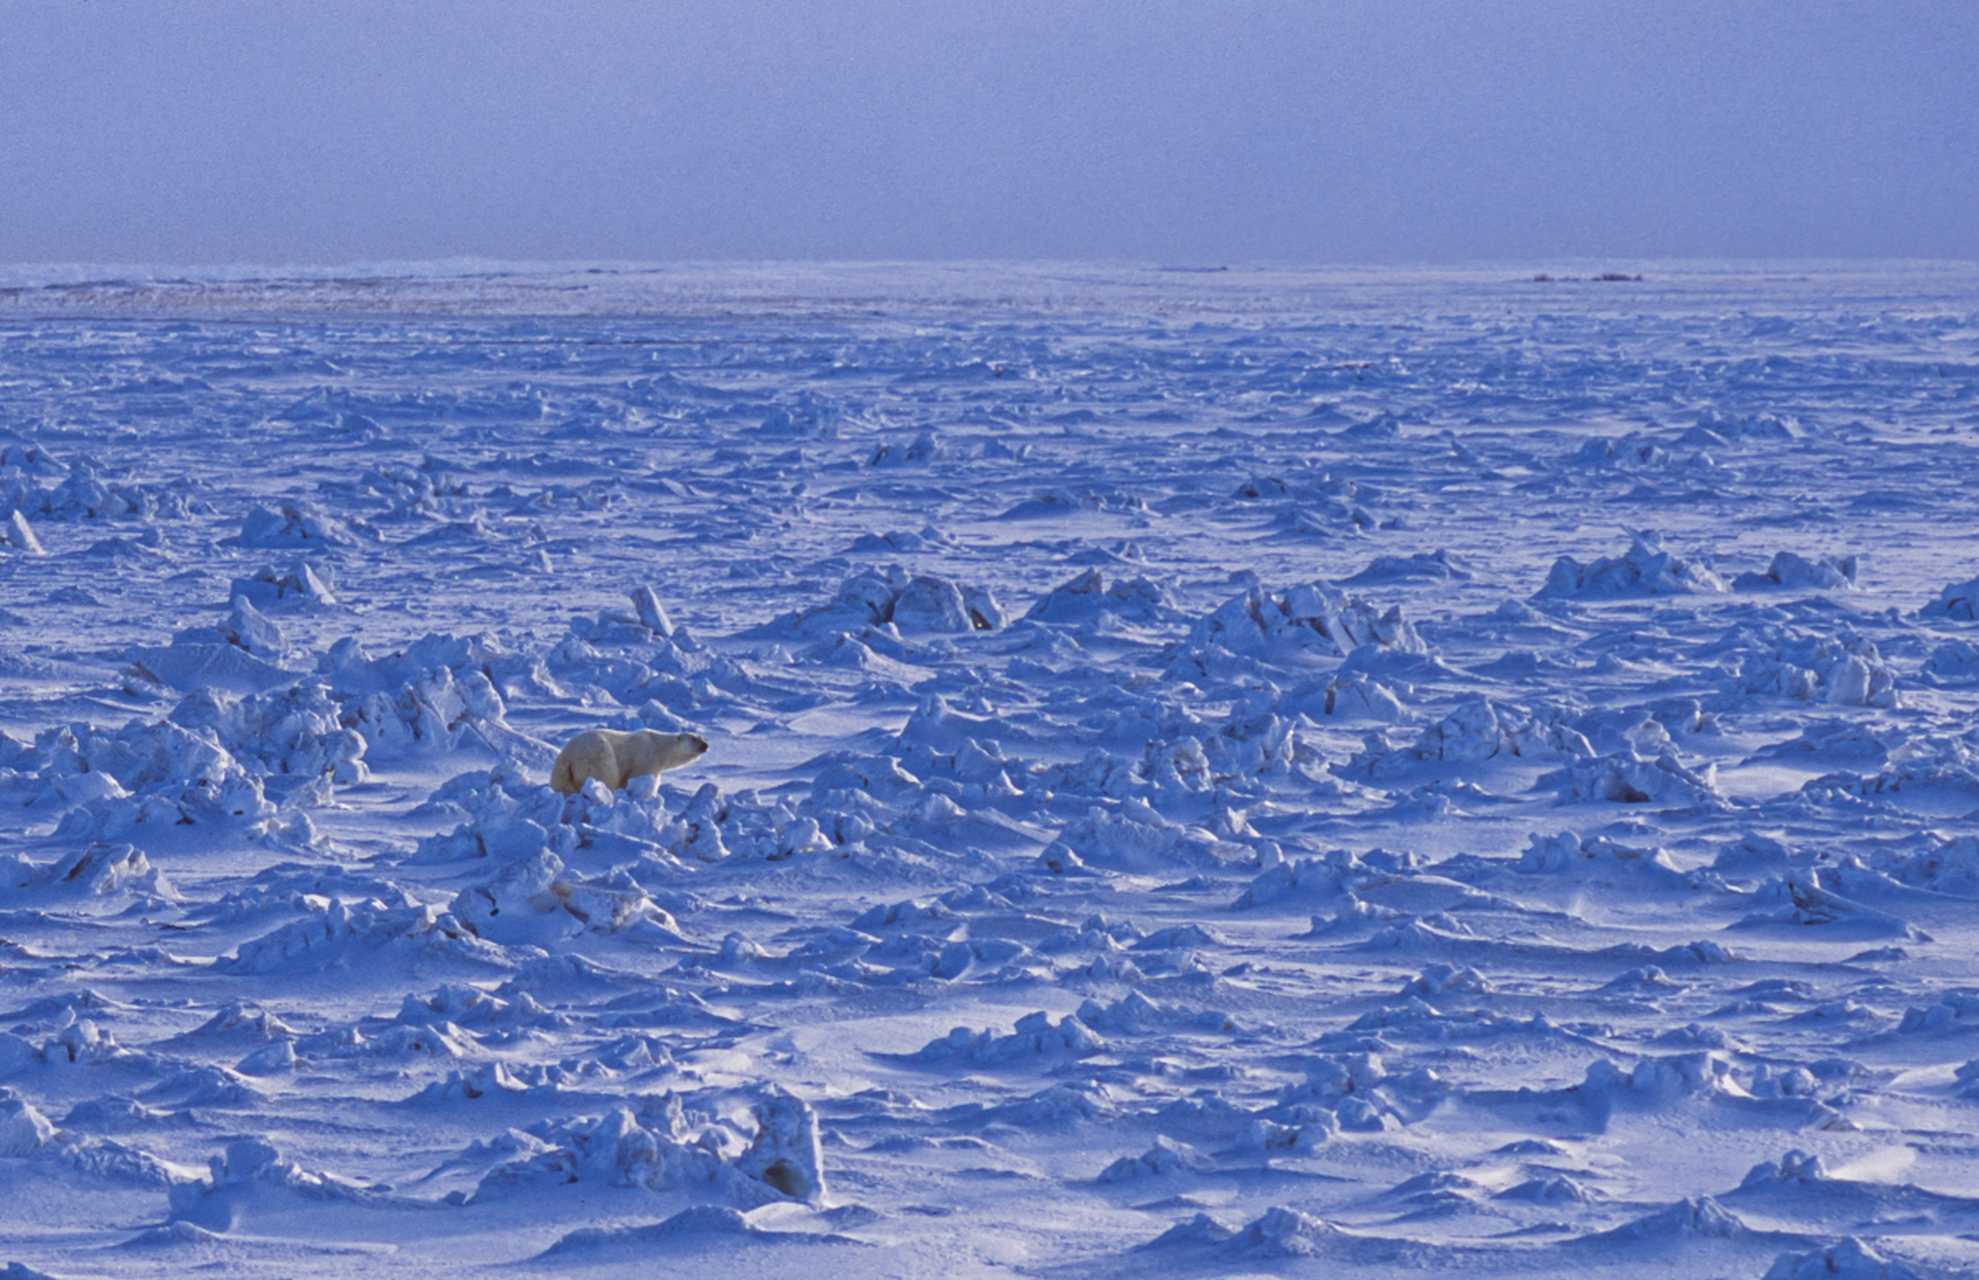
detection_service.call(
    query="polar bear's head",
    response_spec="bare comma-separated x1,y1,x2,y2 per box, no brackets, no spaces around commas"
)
631,730,708,771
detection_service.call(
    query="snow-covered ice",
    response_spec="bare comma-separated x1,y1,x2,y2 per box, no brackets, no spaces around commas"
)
2,261,1979,1277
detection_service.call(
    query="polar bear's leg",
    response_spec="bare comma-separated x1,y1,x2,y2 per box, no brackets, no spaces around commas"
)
549,749,578,795
551,730,622,794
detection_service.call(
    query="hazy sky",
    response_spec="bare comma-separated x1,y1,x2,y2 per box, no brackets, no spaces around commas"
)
2,0,1974,265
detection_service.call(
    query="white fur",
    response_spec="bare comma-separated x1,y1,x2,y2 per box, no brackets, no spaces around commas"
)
549,728,708,795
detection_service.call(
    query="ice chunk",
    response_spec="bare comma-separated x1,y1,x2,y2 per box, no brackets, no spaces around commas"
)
0,1095,54,1156
913,1012,1105,1064
735,1088,825,1201
5,456,201,520
1538,531,1726,598
1576,434,1672,468
1182,581,1424,664
1097,1136,1210,1182
1024,568,1176,626
870,429,944,466
1041,805,1224,875
1922,574,1979,621
1732,551,1857,591
1141,1212,1239,1249
471,1087,824,1209
1589,1194,1749,1241
1517,831,1707,887
0,843,176,903
1228,1205,1356,1258
537,1206,854,1255
1345,699,1593,778
1924,639,1979,682
1691,408,1798,442
166,1137,381,1231
1496,1175,1594,1203
238,500,374,548
0,510,43,555
32,718,282,843
1540,750,1724,808
629,586,675,637
1717,623,1898,707
221,897,504,975
755,566,1001,637
1402,963,1494,999
450,849,681,946
168,679,370,785
1339,548,1472,583
889,575,971,632
229,561,337,608
128,644,296,696
1732,873,1924,939
1763,1238,1923,1280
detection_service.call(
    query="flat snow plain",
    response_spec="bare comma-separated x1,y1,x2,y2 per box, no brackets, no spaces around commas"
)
2,262,1979,1279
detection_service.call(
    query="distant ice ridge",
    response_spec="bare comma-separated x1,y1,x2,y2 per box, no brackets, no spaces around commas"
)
1,438,206,522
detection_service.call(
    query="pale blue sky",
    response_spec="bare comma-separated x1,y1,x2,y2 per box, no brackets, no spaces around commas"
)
2,0,1973,264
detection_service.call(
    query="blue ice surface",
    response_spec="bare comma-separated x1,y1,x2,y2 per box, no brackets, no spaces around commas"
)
0,263,1976,1278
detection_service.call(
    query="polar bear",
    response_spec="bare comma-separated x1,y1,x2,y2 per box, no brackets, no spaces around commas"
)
550,729,708,795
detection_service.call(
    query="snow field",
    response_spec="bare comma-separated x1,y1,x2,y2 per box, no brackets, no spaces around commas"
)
1,264,1978,1277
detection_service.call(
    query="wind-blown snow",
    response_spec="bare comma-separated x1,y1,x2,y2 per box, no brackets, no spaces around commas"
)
1,263,1978,1278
